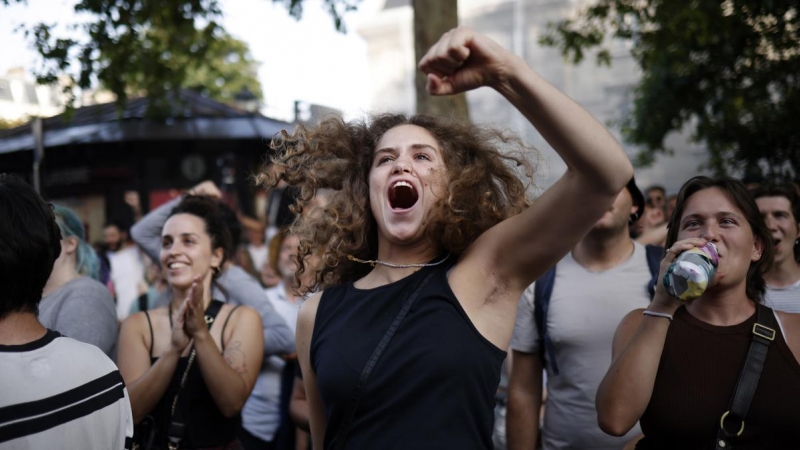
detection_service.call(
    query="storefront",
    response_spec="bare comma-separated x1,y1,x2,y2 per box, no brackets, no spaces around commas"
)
0,91,292,244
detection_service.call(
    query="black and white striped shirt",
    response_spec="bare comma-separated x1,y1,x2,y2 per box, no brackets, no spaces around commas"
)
0,330,133,449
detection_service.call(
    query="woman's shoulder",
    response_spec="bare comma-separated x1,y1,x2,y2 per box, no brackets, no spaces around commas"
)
122,307,166,330
775,310,800,355
54,276,110,297
57,276,115,306
220,302,261,327
298,292,323,332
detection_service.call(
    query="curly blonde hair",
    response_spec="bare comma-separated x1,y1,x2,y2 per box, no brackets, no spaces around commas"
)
260,113,538,295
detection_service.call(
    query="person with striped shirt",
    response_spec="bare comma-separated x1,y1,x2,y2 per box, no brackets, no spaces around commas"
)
0,173,133,449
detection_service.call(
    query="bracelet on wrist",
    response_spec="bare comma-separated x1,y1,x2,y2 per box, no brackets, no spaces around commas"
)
642,310,673,321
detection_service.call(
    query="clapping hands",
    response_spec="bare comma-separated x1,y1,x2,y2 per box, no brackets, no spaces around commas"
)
170,275,210,353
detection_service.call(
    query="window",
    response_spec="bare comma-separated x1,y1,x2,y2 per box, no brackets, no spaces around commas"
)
24,83,39,105
0,80,12,101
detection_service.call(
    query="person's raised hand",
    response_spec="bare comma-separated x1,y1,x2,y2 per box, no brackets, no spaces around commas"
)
418,26,520,96
189,181,223,199
123,191,141,211
649,237,709,312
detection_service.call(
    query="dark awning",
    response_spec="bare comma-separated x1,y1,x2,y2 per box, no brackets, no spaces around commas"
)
0,90,294,154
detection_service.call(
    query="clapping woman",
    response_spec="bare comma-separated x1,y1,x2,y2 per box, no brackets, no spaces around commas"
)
118,195,264,449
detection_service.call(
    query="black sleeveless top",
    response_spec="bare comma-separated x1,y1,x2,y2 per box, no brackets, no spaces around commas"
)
310,257,506,449
144,303,240,449
637,305,800,449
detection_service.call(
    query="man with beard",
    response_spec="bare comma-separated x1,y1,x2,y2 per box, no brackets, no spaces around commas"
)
507,178,661,450
103,220,145,321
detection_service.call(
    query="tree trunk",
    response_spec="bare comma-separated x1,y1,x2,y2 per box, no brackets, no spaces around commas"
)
412,0,469,120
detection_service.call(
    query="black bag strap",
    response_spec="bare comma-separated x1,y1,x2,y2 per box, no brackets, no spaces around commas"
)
167,299,224,450
334,270,436,450
644,244,664,299
715,304,776,450
533,268,558,375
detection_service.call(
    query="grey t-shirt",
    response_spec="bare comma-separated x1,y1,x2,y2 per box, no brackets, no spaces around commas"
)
511,242,651,450
39,276,119,360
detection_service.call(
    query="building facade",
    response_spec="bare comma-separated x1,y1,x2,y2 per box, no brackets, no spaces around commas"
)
356,0,707,193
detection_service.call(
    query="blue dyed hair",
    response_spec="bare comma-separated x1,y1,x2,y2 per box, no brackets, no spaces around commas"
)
53,204,100,280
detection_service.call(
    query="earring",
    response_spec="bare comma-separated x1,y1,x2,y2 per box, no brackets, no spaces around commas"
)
212,265,221,277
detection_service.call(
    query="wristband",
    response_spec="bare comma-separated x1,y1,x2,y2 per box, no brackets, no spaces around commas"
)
643,310,673,321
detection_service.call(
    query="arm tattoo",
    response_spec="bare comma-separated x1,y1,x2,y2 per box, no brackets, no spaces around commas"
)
223,341,248,375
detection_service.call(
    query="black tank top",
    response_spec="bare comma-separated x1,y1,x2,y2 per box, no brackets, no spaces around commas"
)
144,305,240,449
310,257,506,450
637,305,800,449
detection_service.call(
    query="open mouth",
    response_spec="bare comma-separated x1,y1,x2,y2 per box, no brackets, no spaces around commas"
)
389,181,419,210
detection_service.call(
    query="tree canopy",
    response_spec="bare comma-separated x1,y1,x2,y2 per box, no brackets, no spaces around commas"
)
7,0,361,118
542,0,799,182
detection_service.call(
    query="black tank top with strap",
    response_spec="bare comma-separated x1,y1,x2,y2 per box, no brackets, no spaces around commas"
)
637,305,800,449
143,300,241,449
310,257,506,450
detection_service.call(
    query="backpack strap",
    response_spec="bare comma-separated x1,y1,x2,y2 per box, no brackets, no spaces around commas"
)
536,245,664,377
644,245,665,300
534,267,559,375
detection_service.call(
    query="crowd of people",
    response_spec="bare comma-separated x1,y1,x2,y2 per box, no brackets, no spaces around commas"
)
1,27,799,450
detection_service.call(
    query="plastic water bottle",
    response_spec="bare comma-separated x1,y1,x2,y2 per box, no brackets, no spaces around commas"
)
663,242,719,301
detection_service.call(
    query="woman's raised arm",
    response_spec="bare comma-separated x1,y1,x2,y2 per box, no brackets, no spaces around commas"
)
419,27,632,294
595,240,696,435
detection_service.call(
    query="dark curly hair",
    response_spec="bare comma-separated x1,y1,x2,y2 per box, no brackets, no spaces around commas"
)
260,113,538,294
169,195,233,278
666,177,774,303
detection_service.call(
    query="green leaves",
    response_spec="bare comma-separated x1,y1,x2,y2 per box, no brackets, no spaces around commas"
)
541,0,800,181
8,0,360,119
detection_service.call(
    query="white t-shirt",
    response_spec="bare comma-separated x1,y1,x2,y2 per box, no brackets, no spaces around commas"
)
511,242,653,450
0,330,133,449
765,278,800,313
247,244,269,272
107,245,145,320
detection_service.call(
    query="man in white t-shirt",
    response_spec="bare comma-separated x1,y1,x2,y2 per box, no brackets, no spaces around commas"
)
104,220,145,320
0,174,133,449
507,178,658,450
751,183,800,313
